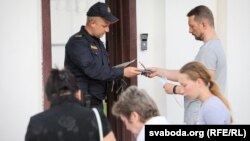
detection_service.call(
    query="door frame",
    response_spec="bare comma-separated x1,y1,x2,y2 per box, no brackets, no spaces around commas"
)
41,0,137,140
106,0,137,141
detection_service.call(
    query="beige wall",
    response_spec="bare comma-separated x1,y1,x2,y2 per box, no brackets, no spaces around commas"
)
0,0,250,140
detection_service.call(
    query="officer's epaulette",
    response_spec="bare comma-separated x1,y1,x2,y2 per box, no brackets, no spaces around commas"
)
74,34,84,38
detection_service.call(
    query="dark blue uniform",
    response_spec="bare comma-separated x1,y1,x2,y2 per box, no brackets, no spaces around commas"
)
64,26,124,107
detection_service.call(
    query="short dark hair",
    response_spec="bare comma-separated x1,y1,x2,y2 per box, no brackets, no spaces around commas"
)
187,5,214,27
45,68,79,107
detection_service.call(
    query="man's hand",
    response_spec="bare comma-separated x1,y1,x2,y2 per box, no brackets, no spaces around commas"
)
146,67,165,78
163,83,175,94
123,67,141,78
163,83,184,94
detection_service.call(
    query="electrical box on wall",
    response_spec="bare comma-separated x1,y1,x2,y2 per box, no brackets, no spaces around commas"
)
141,33,148,50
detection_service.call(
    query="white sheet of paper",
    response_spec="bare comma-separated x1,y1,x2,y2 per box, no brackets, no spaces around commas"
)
158,77,168,86
113,59,136,68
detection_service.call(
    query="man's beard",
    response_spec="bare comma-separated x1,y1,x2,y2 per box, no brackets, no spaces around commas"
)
195,35,202,41
193,32,204,41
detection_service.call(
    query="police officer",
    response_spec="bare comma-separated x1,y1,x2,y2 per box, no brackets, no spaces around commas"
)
64,2,141,110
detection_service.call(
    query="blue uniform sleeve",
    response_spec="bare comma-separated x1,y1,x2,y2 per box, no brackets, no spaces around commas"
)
66,38,124,81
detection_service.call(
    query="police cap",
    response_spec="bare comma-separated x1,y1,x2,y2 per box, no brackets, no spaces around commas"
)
87,2,118,23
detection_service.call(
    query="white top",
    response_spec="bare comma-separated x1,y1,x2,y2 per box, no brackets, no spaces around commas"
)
136,116,169,141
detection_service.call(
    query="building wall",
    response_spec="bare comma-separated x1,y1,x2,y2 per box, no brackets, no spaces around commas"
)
225,0,250,124
0,0,43,141
137,0,167,117
0,0,250,141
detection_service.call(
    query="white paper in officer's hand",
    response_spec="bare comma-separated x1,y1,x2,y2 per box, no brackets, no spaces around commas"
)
113,58,136,68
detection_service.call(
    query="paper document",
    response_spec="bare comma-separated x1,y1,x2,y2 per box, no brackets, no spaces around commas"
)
158,76,168,86
113,58,136,68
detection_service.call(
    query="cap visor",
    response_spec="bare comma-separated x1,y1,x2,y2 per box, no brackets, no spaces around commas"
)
104,15,119,23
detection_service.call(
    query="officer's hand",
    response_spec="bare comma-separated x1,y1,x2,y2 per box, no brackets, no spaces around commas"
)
124,67,141,78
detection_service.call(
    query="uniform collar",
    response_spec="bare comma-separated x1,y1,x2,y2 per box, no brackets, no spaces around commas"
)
79,26,100,45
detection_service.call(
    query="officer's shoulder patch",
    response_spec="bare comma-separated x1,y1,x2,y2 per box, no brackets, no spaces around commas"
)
90,45,98,50
74,34,83,38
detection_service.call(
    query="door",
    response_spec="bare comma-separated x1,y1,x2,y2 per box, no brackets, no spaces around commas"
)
42,0,137,140
106,0,137,141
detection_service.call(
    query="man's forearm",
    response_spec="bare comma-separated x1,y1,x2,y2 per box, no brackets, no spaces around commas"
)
164,83,183,95
162,69,179,81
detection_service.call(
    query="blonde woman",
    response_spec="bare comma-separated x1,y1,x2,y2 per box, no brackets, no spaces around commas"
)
178,61,232,124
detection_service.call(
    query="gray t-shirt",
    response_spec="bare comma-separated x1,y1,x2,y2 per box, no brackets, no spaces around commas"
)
195,39,227,92
184,39,227,124
198,96,230,124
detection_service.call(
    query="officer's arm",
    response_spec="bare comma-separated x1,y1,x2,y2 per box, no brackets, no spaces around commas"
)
68,40,124,80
